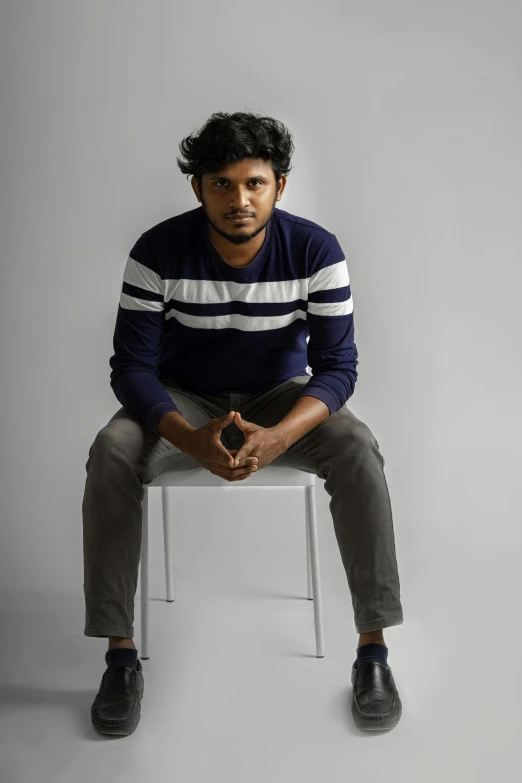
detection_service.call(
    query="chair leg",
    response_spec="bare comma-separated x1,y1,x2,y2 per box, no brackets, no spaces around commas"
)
140,488,150,660
305,511,313,600
305,484,325,658
162,487,175,602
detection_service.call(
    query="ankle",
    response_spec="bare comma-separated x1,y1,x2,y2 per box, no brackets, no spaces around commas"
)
358,632,385,648
108,637,136,651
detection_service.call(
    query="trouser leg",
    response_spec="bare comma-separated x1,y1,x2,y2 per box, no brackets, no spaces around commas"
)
82,390,224,639
82,429,147,638
321,433,404,633
235,376,405,634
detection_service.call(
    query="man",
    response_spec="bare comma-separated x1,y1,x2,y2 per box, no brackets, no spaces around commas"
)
84,111,404,737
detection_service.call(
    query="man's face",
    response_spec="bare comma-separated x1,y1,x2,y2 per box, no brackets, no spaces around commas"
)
192,158,286,247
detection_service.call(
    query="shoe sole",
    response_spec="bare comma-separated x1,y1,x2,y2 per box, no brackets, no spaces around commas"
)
351,710,402,731
91,713,140,735
91,690,143,736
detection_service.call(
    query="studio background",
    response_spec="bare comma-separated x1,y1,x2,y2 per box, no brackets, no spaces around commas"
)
1,1,521,779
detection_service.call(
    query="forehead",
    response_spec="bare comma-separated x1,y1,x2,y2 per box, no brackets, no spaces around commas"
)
208,159,272,179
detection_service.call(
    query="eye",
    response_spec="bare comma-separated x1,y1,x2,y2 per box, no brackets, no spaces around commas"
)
215,179,261,187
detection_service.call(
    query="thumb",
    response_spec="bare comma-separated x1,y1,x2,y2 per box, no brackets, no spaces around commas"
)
218,442,236,468
211,410,235,435
234,412,247,429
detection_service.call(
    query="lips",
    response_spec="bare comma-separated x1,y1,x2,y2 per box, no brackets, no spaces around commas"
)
228,215,253,221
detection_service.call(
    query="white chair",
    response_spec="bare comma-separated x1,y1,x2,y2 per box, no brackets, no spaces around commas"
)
140,465,325,660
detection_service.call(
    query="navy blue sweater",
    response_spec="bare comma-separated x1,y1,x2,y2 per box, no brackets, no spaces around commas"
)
109,206,359,434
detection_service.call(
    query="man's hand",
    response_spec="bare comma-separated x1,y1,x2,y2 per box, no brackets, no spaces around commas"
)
228,412,288,470
178,410,258,482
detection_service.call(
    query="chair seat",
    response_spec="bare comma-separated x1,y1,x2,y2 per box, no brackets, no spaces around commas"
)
147,465,315,488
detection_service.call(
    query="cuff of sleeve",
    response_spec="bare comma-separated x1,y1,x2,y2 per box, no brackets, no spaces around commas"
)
297,388,339,416
146,401,181,435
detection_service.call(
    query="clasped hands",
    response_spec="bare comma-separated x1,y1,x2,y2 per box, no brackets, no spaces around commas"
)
214,411,287,483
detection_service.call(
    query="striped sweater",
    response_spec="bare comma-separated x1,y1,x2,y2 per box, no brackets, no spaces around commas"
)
109,205,359,435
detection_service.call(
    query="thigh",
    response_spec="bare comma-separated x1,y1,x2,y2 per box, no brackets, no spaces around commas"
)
240,375,321,429
242,376,380,473
88,384,228,484
242,375,374,444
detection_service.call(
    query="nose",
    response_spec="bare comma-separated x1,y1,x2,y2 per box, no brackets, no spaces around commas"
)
229,189,251,208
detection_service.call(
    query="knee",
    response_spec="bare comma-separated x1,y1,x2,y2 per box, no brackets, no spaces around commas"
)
86,419,144,472
343,420,378,450
85,431,115,473
336,422,382,464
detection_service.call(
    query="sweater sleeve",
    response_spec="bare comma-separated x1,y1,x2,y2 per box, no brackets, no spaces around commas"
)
298,233,359,415
109,232,181,434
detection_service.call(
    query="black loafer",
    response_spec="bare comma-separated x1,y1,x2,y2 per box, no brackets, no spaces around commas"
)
91,658,144,736
351,659,402,731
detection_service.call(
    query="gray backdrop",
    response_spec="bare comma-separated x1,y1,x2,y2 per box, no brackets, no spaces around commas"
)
0,1,521,771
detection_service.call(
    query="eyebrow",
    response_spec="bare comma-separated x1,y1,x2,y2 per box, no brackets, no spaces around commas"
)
209,174,268,181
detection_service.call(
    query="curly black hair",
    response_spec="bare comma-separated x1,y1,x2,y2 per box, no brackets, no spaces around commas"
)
176,111,295,192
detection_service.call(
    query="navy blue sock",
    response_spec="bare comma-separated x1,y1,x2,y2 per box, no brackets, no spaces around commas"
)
356,642,388,668
105,647,138,670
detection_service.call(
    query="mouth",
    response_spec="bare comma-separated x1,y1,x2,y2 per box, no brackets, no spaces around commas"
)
228,215,253,223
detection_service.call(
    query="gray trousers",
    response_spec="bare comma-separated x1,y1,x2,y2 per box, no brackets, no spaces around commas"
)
82,375,404,638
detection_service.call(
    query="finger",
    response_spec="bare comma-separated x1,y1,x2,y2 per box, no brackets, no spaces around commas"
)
234,412,247,430
214,441,238,467
227,464,255,478
228,449,257,466
211,470,251,482
233,444,254,467
214,460,254,479
212,410,236,437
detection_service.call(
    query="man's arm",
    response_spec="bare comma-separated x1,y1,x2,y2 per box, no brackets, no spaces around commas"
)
109,231,181,435
290,233,359,418
272,232,358,451
272,395,330,450
157,410,196,448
